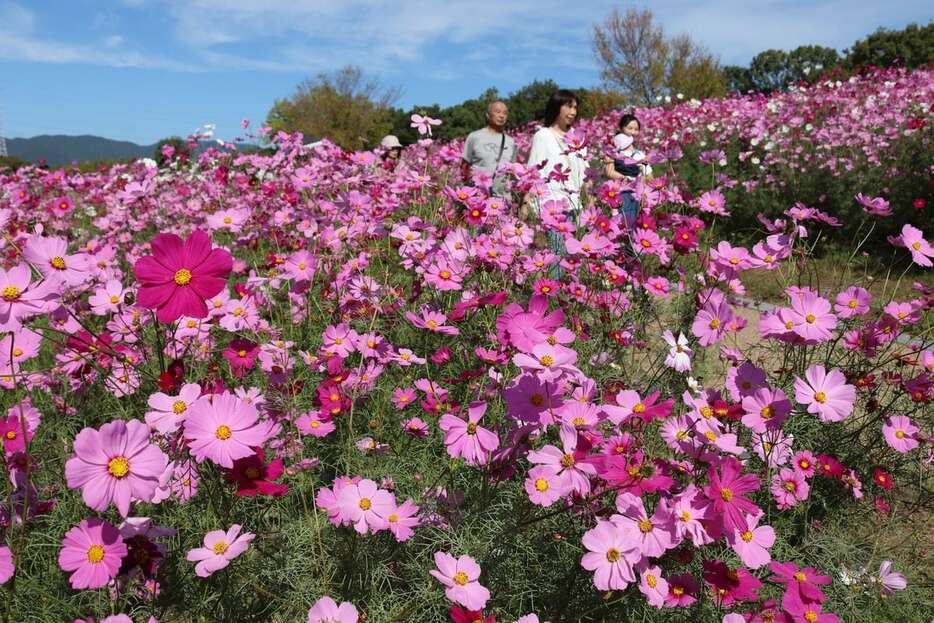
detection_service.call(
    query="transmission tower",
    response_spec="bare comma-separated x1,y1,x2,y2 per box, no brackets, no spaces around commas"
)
0,110,7,158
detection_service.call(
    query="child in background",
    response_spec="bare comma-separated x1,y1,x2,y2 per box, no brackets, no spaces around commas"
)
605,113,651,227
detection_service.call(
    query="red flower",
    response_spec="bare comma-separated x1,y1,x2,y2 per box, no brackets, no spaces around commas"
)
450,605,495,623
134,230,232,323
872,467,894,490
226,448,288,497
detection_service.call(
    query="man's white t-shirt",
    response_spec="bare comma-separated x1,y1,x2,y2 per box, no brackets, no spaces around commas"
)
526,126,587,211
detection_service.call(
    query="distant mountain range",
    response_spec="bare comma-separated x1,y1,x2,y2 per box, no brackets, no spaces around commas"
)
6,135,254,167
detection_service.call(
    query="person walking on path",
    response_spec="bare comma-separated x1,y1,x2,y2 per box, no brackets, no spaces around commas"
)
461,100,517,197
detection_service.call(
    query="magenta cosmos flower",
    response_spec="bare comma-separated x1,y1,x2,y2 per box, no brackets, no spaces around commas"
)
438,401,500,466
133,230,232,323
65,418,168,517
882,415,919,453
0,545,13,584
183,393,273,468
793,365,855,422
429,552,490,611
703,457,761,532
727,513,775,569
307,596,358,623
405,306,460,335
58,518,126,589
186,524,255,577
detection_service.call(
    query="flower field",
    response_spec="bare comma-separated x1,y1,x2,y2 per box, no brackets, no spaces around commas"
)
0,66,932,623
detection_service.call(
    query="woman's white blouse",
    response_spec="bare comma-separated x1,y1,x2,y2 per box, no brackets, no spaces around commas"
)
526,126,587,211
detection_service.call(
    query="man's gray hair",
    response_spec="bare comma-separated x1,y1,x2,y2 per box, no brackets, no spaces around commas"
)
486,100,508,113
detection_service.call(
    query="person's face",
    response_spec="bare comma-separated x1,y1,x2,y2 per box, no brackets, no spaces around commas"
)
387,147,401,161
622,120,640,138
558,100,577,127
487,102,508,129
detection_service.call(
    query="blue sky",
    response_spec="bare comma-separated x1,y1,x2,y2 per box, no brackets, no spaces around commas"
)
1,0,930,144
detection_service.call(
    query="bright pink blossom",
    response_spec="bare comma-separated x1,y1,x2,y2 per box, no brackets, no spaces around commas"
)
58,518,126,589
429,552,490,610
186,524,255,577
183,393,273,468
793,365,855,422
438,401,500,466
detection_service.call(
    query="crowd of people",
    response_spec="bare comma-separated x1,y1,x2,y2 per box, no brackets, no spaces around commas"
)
378,89,651,228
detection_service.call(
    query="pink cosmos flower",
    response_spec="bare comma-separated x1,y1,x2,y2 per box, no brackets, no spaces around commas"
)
183,393,273,468
771,467,810,509
793,365,855,422
691,300,734,346
336,478,395,534
697,189,728,215
741,386,792,433
524,465,566,506
703,457,761,532
638,564,669,608
429,552,490,610
512,343,578,381
0,545,13,584
787,291,836,341
833,286,871,318
65,419,169,516
410,113,442,137
877,560,907,595
186,524,255,577
405,306,459,335
134,230,233,323
580,520,639,590
88,279,127,315
900,224,934,267
727,513,775,569
438,401,500,466
307,596,358,623
664,573,699,607
58,518,127,589
612,492,674,558
855,193,891,216
22,235,92,287
0,263,60,332
296,412,336,437
145,383,202,434
882,415,919,453
527,425,597,496
384,498,421,542
284,250,317,282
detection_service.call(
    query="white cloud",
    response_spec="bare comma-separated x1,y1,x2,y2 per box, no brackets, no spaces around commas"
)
104,35,125,48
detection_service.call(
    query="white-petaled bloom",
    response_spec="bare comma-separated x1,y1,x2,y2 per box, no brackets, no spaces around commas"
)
662,330,693,372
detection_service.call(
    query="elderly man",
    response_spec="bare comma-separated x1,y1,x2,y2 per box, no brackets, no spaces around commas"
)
461,100,516,196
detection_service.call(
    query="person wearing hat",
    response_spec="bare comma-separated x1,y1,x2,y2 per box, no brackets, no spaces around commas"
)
461,100,516,197
379,135,403,169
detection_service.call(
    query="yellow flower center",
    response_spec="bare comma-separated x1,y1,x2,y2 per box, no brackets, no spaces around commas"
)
171,400,187,414
426,319,438,329
87,544,105,563
215,425,232,440
539,355,554,367
244,467,260,479
805,313,816,323
720,488,734,502
223,216,232,224
466,422,478,435
535,478,549,492
233,307,243,317
741,530,753,542
673,586,684,596
640,238,652,248
439,270,451,279
633,402,646,414
606,548,621,562
12,347,22,357
107,456,130,478
709,318,721,329
1,286,21,301
5,431,15,440
646,574,657,588
911,241,921,251
50,256,67,269
895,430,905,439
704,431,717,442
453,571,469,585
813,391,827,403
760,406,773,419
784,480,796,492
530,394,544,406
638,519,653,533
212,541,229,555
174,269,192,285
359,498,372,510
794,571,807,582
109,295,120,304
804,611,818,623
560,453,575,468
680,510,691,522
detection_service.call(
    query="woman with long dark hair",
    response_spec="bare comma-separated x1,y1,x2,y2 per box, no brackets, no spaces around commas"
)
526,89,587,214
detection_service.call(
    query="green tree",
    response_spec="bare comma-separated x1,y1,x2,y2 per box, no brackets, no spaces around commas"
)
747,46,840,92
845,22,934,70
723,65,754,93
504,79,560,127
592,8,726,104
265,65,400,151
0,155,27,171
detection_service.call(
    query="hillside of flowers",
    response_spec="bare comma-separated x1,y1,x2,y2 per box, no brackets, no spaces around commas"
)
0,66,931,623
